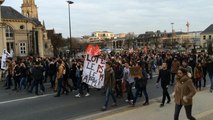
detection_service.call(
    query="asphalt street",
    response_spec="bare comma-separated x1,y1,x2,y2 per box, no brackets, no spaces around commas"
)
0,73,209,120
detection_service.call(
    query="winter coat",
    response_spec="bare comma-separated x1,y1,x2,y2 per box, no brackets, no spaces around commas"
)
171,60,180,73
104,68,115,89
174,75,196,105
57,64,65,79
32,65,44,81
194,67,203,80
206,61,213,75
114,66,123,80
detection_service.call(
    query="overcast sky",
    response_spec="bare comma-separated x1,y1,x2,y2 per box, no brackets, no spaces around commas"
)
3,0,213,37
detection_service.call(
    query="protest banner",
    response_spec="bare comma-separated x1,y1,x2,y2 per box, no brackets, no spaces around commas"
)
129,66,142,78
82,54,106,88
1,49,10,70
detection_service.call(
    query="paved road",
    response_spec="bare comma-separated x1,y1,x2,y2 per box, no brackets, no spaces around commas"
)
0,73,209,120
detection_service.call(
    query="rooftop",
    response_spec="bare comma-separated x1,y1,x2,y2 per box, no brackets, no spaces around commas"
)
201,24,213,34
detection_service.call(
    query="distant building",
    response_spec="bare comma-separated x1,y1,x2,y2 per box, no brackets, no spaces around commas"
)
114,33,126,39
200,24,213,48
92,31,114,40
187,31,201,46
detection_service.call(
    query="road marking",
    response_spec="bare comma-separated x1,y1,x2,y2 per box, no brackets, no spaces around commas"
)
0,93,55,105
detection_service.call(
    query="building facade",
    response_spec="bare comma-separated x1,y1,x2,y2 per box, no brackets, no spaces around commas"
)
91,31,114,40
200,24,213,48
0,0,51,57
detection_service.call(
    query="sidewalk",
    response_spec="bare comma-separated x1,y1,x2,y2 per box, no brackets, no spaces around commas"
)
77,88,213,120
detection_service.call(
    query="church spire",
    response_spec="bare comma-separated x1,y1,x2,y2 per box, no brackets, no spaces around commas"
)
21,0,38,18
43,20,46,29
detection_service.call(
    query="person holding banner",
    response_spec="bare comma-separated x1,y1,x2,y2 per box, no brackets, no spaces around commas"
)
75,62,90,97
101,62,117,111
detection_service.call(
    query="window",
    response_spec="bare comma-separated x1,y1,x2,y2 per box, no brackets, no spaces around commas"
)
209,35,212,40
20,25,25,30
203,35,206,40
7,42,14,53
5,25,14,38
19,42,27,55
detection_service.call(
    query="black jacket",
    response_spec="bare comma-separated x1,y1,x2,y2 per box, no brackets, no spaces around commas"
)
32,65,44,81
157,69,170,86
206,61,213,75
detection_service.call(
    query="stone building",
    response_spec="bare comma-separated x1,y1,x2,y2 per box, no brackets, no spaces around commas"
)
0,0,52,57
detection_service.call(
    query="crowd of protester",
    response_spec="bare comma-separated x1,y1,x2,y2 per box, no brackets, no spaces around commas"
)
1,49,213,114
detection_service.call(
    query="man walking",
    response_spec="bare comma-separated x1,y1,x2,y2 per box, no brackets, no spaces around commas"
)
156,62,171,107
101,62,117,111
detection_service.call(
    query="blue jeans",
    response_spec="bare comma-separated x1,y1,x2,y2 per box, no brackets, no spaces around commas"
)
133,86,149,104
49,75,56,88
104,87,117,107
209,74,213,90
56,78,63,96
6,74,12,88
126,82,134,100
20,77,27,90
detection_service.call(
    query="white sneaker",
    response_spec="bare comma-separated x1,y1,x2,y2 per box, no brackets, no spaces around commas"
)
85,93,90,97
125,99,129,103
75,93,80,98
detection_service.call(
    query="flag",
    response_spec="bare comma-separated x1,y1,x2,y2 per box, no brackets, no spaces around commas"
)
93,45,101,56
85,44,101,56
85,44,93,55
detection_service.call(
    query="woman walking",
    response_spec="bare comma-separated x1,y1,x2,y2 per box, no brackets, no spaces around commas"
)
173,68,196,120
194,62,203,91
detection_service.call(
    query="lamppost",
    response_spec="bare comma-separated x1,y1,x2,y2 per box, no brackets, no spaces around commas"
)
67,1,74,57
171,22,174,48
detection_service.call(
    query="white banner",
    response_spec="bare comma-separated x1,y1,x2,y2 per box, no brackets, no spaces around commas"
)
82,54,106,88
1,49,9,70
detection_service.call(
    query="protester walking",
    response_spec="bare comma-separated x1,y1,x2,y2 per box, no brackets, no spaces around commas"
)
171,57,180,86
29,61,45,95
101,62,117,111
173,68,196,120
206,58,213,93
13,61,21,91
5,58,13,89
156,62,171,107
194,62,203,91
132,63,149,106
75,62,90,97
123,63,134,103
19,62,28,90
54,59,65,97
114,62,123,98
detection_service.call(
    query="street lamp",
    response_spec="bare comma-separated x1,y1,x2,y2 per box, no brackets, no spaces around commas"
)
67,1,74,57
171,22,174,48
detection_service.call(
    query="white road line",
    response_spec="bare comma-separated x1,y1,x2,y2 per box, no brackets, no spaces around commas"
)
0,93,55,105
